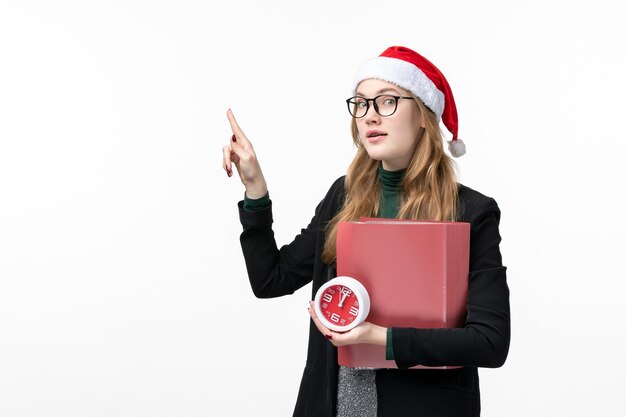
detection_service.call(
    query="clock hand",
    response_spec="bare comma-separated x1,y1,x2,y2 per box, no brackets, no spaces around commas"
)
338,292,348,308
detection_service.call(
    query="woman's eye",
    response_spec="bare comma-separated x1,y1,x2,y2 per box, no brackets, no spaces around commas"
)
356,100,367,108
382,97,396,106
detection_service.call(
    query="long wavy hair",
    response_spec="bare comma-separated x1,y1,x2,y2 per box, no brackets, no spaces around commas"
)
321,96,459,264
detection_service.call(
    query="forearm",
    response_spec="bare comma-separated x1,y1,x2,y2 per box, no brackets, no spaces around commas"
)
238,201,282,298
365,324,387,346
391,265,510,369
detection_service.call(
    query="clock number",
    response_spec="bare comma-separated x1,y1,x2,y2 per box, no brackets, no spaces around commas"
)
330,313,340,323
349,306,358,316
322,293,333,303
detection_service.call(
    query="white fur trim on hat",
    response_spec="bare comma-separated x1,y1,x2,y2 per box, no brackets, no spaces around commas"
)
352,56,445,119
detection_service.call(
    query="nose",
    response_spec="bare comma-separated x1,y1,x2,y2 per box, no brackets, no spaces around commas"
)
363,103,381,125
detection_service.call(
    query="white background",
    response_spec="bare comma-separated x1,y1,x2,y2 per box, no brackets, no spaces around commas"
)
1,0,625,416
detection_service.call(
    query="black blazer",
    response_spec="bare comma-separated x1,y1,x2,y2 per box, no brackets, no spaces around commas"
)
238,176,510,417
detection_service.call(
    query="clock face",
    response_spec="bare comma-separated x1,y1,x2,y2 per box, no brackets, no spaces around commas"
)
314,276,370,332
319,284,361,328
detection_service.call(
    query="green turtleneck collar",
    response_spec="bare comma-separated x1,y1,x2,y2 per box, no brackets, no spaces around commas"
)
378,162,405,218
378,162,405,190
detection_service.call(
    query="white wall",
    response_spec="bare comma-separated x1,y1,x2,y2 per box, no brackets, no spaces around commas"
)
1,0,624,415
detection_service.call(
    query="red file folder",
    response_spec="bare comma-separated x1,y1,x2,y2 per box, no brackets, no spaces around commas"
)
336,219,470,369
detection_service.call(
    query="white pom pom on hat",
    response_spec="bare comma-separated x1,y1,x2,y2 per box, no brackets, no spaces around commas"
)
447,137,466,158
352,46,466,157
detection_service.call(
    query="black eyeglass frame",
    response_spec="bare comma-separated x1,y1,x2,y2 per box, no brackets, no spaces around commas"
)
345,95,415,118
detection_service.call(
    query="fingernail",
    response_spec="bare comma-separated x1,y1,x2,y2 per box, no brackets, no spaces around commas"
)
227,169,232,177
325,334,333,340
231,134,236,143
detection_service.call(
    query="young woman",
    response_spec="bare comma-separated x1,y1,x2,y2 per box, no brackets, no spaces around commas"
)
222,46,510,417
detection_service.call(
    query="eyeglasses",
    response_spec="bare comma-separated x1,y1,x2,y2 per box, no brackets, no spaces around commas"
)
346,95,414,118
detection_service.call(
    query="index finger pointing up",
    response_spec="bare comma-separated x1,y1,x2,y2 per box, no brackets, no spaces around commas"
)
226,109,250,147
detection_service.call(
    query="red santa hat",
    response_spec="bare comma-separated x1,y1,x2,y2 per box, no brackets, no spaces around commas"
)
352,46,466,157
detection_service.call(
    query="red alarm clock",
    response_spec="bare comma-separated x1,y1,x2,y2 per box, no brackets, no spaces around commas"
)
313,276,370,332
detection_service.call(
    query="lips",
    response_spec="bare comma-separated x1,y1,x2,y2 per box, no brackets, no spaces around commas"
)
366,130,387,138
366,130,387,143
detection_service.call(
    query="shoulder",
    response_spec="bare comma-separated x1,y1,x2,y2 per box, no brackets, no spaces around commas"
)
317,175,346,203
309,176,346,220
324,175,346,210
457,183,501,223
327,175,346,195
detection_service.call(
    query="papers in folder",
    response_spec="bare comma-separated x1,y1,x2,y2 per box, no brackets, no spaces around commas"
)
336,218,470,369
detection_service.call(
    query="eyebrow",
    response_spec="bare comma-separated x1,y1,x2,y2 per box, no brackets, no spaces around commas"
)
355,87,402,96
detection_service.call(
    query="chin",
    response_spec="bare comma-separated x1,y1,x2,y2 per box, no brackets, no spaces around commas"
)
363,145,382,158
364,153,384,163
364,148,392,163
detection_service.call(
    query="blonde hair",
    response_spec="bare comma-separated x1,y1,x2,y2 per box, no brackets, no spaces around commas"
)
321,97,459,264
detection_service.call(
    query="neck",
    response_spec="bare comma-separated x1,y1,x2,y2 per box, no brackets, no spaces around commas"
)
378,162,404,218
381,159,409,171
378,162,405,190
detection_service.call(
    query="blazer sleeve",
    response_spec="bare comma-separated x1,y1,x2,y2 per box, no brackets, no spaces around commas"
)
391,196,511,369
238,196,323,299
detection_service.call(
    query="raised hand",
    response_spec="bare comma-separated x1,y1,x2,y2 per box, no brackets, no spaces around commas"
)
222,109,268,199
